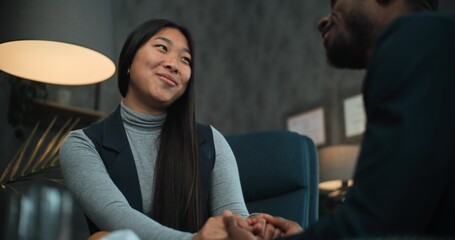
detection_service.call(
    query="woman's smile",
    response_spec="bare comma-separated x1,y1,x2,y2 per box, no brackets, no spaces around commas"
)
156,72,178,87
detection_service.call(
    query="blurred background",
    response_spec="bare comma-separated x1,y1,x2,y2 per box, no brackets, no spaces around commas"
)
1,1,454,238
1,0,455,171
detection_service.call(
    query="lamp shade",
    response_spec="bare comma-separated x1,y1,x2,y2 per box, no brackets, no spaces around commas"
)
0,0,115,85
318,145,360,190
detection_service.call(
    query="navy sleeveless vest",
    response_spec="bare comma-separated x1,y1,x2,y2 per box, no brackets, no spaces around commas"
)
82,106,215,234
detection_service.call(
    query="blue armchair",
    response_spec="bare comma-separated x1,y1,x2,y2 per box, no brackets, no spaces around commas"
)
225,130,319,229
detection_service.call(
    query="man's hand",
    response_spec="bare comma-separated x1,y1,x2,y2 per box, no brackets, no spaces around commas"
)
262,215,304,237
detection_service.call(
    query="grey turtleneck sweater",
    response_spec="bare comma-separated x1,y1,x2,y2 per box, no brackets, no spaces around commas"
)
59,103,248,239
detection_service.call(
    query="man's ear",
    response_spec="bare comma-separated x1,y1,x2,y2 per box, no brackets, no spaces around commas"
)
376,0,409,10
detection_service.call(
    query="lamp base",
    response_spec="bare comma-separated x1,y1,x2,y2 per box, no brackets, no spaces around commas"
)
319,180,353,216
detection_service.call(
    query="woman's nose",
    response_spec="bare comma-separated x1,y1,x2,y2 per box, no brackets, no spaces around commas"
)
165,64,178,74
164,58,179,74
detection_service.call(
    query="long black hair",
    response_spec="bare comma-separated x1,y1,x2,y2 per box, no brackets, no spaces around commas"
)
117,19,204,232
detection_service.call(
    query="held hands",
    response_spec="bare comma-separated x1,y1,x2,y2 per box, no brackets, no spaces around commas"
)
194,210,303,240
193,213,230,240
246,213,284,239
195,210,256,240
245,213,304,240
261,214,304,237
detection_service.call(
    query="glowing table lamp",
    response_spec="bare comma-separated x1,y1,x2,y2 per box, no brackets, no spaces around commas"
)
0,0,115,85
318,145,360,214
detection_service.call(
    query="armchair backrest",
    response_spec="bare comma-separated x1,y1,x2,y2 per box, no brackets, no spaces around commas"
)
225,130,319,228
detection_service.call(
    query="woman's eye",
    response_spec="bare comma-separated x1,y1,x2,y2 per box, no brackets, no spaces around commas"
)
181,57,192,64
156,44,167,52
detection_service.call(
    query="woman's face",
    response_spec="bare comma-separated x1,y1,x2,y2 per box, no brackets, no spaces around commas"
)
124,27,192,114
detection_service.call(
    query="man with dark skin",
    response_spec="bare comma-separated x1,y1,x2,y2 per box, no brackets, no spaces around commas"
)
216,0,455,239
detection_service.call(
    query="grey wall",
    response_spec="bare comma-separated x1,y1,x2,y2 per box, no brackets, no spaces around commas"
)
107,0,365,141
107,0,455,137
1,1,455,166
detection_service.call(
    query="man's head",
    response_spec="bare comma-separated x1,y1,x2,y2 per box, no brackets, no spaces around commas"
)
407,0,438,11
317,0,438,69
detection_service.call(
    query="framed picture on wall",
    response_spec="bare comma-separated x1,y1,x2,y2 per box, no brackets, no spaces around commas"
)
342,94,366,143
287,107,326,146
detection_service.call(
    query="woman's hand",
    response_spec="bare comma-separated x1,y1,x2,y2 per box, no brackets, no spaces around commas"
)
223,212,259,240
193,214,228,240
88,231,110,240
195,210,302,240
247,214,283,240
194,210,254,240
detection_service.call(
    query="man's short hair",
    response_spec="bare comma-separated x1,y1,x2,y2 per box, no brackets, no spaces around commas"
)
407,0,439,11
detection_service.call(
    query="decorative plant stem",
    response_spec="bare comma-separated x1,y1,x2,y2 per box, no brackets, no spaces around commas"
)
0,116,79,195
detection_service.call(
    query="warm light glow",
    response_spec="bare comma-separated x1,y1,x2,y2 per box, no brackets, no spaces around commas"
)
318,145,360,183
0,40,115,85
319,180,354,191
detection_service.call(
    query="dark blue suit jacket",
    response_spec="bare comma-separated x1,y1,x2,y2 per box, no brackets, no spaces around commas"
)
289,12,455,239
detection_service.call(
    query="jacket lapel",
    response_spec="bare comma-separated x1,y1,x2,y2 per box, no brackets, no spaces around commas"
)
100,106,143,212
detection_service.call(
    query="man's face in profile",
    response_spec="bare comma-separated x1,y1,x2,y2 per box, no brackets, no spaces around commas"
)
317,0,373,69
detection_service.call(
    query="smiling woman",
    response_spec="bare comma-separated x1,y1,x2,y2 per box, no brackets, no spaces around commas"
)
125,27,192,114
58,19,249,240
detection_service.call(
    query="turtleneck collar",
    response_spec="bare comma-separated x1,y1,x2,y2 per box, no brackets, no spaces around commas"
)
120,101,166,132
